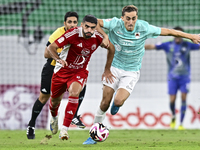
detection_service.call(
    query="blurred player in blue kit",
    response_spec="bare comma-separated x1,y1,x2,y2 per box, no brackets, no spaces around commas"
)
145,26,200,130
83,5,200,144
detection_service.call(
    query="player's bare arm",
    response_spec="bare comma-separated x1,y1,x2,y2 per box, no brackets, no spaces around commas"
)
160,28,200,44
97,19,109,48
44,47,51,58
145,44,156,50
47,42,67,67
102,42,116,84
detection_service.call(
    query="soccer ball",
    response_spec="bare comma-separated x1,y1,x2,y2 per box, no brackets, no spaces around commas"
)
89,123,109,142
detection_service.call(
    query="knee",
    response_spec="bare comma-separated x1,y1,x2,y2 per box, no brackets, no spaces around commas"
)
50,96,62,106
39,93,50,104
51,99,60,107
114,98,124,107
100,99,111,112
69,91,80,97
101,101,110,108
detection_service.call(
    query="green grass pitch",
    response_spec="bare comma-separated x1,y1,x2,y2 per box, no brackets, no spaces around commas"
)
1,129,200,150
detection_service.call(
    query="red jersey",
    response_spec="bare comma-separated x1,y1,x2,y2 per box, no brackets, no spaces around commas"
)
54,27,103,76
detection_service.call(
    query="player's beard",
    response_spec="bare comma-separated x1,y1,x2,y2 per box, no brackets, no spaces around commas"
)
127,25,133,31
83,31,93,39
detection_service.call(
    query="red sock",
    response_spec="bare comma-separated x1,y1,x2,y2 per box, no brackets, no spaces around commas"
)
63,96,79,127
49,98,60,117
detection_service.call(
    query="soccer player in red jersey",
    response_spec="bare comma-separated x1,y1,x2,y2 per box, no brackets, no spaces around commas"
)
27,12,87,140
47,15,115,140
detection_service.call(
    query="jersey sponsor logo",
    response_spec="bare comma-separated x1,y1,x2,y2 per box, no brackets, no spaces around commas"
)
119,39,134,46
91,44,96,50
67,110,73,115
57,37,65,43
68,64,84,69
123,49,137,53
68,49,90,69
135,32,140,39
77,43,82,47
74,56,86,65
175,57,183,67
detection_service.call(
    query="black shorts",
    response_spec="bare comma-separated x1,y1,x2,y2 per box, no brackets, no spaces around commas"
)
40,59,55,94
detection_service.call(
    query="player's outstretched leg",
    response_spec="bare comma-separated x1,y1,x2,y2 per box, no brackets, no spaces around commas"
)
50,116,58,134
110,101,120,115
71,86,86,128
27,98,45,139
83,137,97,145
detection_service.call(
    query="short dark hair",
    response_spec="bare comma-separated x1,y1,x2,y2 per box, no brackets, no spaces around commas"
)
122,5,138,16
82,15,97,25
64,11,79,22
173,26,184,32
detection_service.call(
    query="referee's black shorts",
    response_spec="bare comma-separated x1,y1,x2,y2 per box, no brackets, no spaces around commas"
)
40,59,55,94
40,59,87,97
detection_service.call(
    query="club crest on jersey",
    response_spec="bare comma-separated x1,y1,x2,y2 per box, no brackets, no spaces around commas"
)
91,44,96,50
135,32,140,39
81,48,90,56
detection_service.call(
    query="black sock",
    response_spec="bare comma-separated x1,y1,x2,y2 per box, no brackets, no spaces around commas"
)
180,101,186,124
170,102,175,118
74,86,86,117
28,98,45,127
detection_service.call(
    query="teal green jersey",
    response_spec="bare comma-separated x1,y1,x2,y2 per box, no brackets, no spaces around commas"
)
103,17,161,71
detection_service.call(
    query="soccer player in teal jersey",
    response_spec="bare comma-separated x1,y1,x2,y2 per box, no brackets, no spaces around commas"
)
83,5,200,144
145,26,200,130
